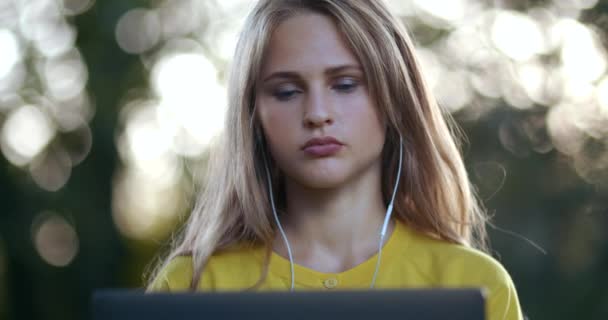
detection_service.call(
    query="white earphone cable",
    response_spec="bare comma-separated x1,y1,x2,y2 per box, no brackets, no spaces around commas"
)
262,152,296,291
370,136,403,288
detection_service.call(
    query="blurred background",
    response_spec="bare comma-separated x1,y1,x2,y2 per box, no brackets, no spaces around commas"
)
0,0,607,319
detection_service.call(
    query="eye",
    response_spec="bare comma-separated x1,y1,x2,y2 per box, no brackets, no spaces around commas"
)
270,83,302,101
333,78,359,93
273,89,299,101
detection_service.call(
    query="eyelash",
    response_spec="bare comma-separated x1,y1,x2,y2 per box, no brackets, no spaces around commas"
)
272,79,360,101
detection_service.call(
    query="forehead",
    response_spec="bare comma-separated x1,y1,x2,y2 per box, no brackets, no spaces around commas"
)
261,12,360,75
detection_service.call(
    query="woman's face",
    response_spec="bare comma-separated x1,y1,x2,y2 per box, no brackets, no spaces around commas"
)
256,12,386,189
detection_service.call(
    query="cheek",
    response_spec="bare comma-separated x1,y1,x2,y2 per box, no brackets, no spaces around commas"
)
342,94,385,141
256,103,297,155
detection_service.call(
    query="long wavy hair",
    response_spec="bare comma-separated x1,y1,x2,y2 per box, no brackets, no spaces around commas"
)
146,0,488,290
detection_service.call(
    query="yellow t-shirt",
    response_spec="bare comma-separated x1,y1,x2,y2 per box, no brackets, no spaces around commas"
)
149,219,523,320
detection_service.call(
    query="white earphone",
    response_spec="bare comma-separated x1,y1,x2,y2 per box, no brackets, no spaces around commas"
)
262,135,403,291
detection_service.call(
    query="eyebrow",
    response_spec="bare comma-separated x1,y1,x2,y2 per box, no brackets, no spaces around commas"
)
261,64,362,83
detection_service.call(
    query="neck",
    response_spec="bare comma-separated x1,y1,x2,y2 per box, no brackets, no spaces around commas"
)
272,161,394,272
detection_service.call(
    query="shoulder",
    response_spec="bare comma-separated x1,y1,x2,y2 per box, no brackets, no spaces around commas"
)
207,243,266,271
400,225,511,288
202,244,267,290
148,244,266,292
400,226,523,320
147,255,193,292
430,242,522,320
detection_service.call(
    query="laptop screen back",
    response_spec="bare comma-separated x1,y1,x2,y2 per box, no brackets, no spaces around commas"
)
92,288,485,320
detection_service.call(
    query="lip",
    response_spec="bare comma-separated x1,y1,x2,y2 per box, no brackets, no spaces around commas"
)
302,136,344,157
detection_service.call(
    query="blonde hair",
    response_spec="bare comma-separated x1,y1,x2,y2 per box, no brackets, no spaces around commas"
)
146,0,488,290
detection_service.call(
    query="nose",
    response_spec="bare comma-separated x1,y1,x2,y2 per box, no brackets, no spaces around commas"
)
303,87,333,128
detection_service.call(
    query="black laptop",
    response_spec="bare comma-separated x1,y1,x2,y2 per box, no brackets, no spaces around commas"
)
92,288,486,320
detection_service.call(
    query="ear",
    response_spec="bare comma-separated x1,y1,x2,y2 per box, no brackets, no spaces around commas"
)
250,100,266,145
254,122,266,147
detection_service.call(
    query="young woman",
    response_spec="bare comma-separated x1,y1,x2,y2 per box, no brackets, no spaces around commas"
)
147,1,522,319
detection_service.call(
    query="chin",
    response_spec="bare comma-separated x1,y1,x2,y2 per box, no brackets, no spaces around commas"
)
288,167,352,189
297,176,347,189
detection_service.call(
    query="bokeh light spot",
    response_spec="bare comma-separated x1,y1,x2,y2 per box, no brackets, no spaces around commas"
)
597,76,608,117
115,8,161,54
413,0,467,25
554,0,599,10
61,0,96,16
152,52,226,156
29,146,72,192
43,50,88,101
112,169,183,241
492,10,545,62
33,20,77,58
0,29,21,79
19,0,63,42
1,105,56,166
117,101,181,186
385,0,415,16
547,103,586,156
0,63,26,95
516,60,553,105
434,70,473,112
556,19,607,83
32,212,79,267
